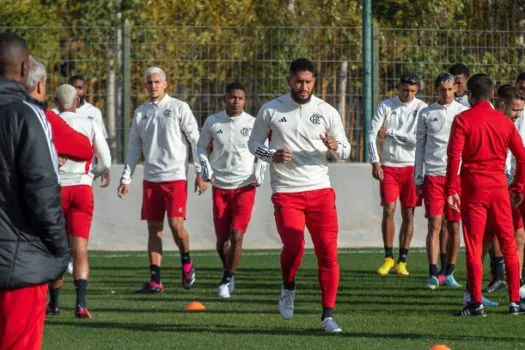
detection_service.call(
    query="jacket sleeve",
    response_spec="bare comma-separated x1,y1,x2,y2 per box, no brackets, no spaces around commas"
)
196,117,214,181
180,102,202,174
387,128,417,145
446,117,465,196
91,122,112,177
367,102,386,164
16,106,69,258
46,110,93,161
414,110,427,186
121,112,142,185
94,108,109,139
248,107,275,163
508,126,525,193
328,109,351,160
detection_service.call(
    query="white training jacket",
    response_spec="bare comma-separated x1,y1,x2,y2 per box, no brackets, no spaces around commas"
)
505,114,525,181
455,95,470,108
121,94,201,184
248,93,351,193
58,111,111,187
367,96,428,166
197,111,267,190
414,101,468,185
52,101,107,138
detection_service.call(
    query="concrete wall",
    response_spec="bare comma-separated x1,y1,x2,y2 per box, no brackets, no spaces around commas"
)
91,164,433,250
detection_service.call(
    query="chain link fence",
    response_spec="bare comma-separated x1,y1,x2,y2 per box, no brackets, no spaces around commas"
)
4,25,525,162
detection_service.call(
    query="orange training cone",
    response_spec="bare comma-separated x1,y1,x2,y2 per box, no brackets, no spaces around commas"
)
430,345,451,350
184,301,207,311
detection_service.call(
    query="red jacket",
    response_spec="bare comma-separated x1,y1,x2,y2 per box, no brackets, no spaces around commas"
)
446,101,525,195
45,109,93,161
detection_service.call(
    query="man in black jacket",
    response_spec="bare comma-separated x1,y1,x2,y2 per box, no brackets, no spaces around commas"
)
0,32,70,349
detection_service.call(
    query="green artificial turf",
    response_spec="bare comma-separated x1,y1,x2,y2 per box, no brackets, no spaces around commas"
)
43,249,525,349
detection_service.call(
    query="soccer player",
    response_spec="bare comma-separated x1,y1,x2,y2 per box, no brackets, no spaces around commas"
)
414,72,467,290
447,74,525,316
517,73,525,94
367,73,427,277
449,64,470,107
118,67,206,293
197,82,267,298
24,56,93,164
0,32,69,349
46,84,111,318
249,58,351,333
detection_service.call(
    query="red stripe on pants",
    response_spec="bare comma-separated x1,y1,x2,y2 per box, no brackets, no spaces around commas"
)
0,284,48,350
461,187,520,304
272,188,340,308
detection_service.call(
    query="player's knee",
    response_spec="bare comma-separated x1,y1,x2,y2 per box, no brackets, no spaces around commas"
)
147,222,163,237
516,230,525,247
401,208,415,221
230,231,244,245
168,219,185,238
428,217,441,234
383,206,395,219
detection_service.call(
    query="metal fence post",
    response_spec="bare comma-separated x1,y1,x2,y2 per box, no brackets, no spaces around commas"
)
122,19,131,162
362,0,372,163
373,21,380,111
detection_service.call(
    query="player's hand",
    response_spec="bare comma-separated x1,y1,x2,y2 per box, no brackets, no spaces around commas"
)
372,163,384,181
58,155,68,167
416,185,422,198
195,174,207,195
447,193,461,212
320,133,338,151
117,183,129,198
251,176,261,187
100,170,110,188
272,148,292,163
510,191,524,208
379,127,388,139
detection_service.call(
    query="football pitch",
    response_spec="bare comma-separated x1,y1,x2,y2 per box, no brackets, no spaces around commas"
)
44,249,525,349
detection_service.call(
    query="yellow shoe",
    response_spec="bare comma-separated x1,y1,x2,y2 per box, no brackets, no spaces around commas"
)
395,262,410,276
377,257,395,276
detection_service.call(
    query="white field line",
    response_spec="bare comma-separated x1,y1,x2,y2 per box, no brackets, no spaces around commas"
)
90,248,433,259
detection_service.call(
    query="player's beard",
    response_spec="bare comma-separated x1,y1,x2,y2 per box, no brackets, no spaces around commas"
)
290,89,312,104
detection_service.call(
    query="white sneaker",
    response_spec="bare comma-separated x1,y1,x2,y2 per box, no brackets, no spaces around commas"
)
66,261,73,275
218,283,231,298
229,275,235,294
519,284,525,299
321,317,342,333
278,286,295,320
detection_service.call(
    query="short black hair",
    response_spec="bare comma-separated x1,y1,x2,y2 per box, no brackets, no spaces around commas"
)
289,58,316,76
449,64,470,77
497,84,525,102
467,73,493,100
226,82,246,94
0,32,28,74
400,72,419,86
68,74,85,84
516,72,525,83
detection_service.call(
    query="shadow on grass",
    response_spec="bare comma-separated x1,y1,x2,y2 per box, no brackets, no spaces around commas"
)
44,320,525,343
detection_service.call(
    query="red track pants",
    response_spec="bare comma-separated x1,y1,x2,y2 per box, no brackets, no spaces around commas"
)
0,284,48,350
272,188,339,308
461,187,520,304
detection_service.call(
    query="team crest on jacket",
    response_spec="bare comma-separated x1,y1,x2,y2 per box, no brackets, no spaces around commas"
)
310,113,322,125
240,127,252,137
163,109,173,118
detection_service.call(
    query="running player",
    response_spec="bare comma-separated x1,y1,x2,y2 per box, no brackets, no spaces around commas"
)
249,58,351,333
449,64,470,107
47,84,111,318
414,72,467,290
368,73,427,277
118,67,206,293
197,82,266,298
447,74,525,316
